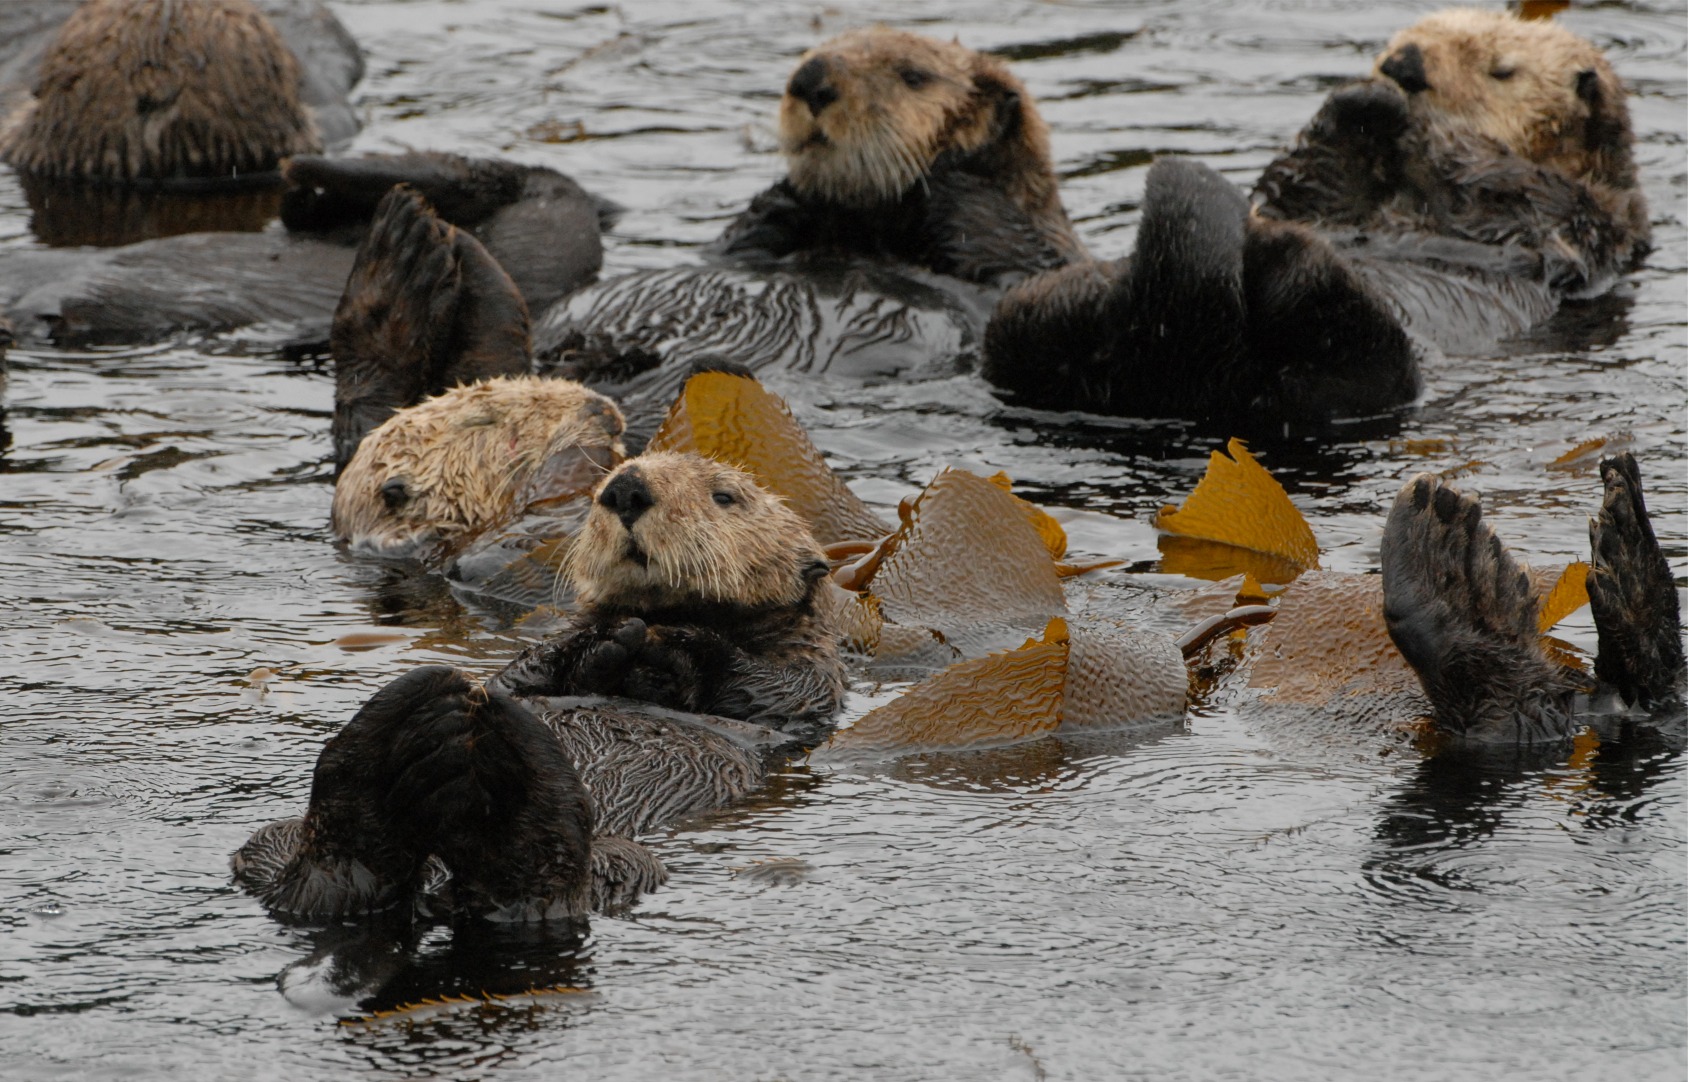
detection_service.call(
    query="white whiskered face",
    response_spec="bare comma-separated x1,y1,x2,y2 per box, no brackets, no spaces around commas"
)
778,27,995,207
331,377,625,562
569,452,825,611
1373,9,1618,168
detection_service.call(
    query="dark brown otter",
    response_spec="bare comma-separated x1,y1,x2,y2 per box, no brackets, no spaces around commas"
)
983,10,1647,428
235,452,845,923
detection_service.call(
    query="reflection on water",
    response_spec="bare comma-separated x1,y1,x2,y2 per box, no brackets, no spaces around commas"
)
0,1,1683,1079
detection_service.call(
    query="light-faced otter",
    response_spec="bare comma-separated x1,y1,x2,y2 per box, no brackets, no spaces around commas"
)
236,451,845,922
531,26,1082,411
331,376,626,564
982,10,1647,427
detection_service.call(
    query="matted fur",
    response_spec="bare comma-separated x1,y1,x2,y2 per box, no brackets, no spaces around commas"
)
779,26,1061,219
0,0,321,182
332,377,626,561
1375,9,1636,191
569,452,826,611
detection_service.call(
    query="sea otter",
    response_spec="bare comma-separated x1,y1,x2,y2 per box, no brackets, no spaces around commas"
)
331,376,626,565
529,26,1084,414
0,1,608,345
982,10,1648,427
235,451,846,921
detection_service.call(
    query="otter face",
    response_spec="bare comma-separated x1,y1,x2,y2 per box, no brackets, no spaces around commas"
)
779,27,1024,207
332,378,626,563
1372,10,1628,179
570,452,827,611
0,0,322,183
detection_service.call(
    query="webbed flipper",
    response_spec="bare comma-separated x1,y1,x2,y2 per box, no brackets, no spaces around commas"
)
1381,474,1570,743
330,185,529,471
1588,453,1685,706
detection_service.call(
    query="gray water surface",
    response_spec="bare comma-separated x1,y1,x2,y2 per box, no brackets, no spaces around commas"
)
0,2,1684,1079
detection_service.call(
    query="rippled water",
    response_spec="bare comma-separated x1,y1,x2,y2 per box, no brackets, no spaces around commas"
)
1,2,1684,1079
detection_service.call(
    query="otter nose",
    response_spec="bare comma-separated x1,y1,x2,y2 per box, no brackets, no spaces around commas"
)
1379,44,1429,94
787,57,838,117
598,471,653,530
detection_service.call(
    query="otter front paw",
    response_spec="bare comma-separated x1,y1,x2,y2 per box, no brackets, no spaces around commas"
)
1589,453,1685,706
1317,80,1410,145
620,626,713,712
571,617,652,695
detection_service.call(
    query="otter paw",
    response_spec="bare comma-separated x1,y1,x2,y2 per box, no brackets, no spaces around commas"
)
1318,80,1410,143
573,618,649,694
1589,453,1685,705
620,626,713,712
1382,473,1568,741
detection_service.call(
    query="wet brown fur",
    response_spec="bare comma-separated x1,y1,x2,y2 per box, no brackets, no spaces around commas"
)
332,377,626,562
0,0,321,183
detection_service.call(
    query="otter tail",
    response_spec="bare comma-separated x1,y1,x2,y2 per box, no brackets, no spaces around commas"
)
1381,474,1571,743
331,185,529,472
1589,453,1686,706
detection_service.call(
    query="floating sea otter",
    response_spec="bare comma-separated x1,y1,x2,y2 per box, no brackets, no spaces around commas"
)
528,27,1086,414
235,450,846,920
981,9,1649,427
0,0,608,345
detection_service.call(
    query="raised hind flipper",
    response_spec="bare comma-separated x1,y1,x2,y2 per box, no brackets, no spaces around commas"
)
330,185,529,471
231,666,474,918
1381,474,1570,743
1588,453,1685,706
383,672,596,922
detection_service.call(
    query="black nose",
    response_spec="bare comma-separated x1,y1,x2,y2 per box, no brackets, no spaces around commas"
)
1379,44,1429,94
598,470,653,530
787,56,838,117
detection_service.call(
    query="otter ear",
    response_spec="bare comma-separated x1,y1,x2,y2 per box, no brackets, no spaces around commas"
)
801,557,830,584
1575,69,1601,105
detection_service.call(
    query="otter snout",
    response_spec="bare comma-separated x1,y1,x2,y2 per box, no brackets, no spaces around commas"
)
787,56,838,117
1379,43,1430,94
599,470,654,530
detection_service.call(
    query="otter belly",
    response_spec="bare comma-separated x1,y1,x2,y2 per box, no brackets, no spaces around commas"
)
533,263,989,417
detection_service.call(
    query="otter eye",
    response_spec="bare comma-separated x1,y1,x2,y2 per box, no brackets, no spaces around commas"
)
1490,66,1516,81
379,478,411,511
899,67,931,89
712,491,736,507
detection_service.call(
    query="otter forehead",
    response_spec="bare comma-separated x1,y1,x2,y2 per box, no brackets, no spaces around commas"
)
571,452,824,610
778,27,1018,207
331,377,625,561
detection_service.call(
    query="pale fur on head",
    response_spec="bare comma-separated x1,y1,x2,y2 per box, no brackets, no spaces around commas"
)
1374,9,1635,189
331,377,626,562
0,0,322,182
568,452,826,611
777,26,1059,212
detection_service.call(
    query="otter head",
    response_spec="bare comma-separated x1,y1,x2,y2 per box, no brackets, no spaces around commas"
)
569,452,829,612
778,26,1059,213
0,0,321,184
332,377,626,563
1373,9,1637,189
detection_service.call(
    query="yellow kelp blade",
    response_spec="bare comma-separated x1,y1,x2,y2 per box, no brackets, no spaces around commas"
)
986,472,1067,560
1154,438,1320,574
648,370,889,544
1536,561,1590,633
828,618,1070,753
866,468,1068,658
